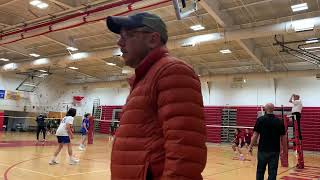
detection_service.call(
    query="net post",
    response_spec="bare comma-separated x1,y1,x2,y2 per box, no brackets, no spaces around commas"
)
280,105,289,167
87,116,94,144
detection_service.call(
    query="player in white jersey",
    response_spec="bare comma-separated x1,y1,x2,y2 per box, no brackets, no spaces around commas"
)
49,108,80,165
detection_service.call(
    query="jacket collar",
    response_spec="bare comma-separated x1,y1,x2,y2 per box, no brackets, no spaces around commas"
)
128,47,168,88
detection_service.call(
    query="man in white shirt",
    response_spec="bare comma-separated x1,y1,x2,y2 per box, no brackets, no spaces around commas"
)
289,94,303,140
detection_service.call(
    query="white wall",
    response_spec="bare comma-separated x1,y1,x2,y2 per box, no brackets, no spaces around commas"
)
202,76,320,107
202,77,275,106
75,87,129,115
1,73,320,116
276,77,320,107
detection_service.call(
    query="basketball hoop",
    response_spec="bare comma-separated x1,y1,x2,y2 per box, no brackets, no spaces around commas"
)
73,96,84,106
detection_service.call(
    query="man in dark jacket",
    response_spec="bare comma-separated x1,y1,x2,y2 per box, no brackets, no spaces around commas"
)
36,114,46,142
249,103,286,180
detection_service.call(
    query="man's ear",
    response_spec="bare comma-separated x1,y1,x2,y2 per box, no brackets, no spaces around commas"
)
148,32,162,48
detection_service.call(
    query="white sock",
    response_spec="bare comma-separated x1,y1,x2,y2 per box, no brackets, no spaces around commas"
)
52,156,57,161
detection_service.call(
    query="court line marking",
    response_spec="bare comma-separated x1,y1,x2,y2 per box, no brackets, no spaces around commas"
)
203,165,251,177
3,156,56,180
61,169,108,177
0,162,58,178
277,166,296,176
2,155,109,179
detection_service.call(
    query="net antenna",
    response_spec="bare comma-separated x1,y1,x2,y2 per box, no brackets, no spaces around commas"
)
172,0,199,20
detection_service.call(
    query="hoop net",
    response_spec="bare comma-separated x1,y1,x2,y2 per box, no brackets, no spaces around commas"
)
73,96,84,106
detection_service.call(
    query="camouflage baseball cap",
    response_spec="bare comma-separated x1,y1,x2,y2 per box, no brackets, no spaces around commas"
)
106,12,168,43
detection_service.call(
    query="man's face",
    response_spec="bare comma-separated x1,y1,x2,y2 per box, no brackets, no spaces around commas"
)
117,28,153,68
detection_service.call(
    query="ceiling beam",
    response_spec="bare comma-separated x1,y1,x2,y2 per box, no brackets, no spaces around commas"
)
47,0,74,9
0,0,17,8
55,63,104,80
0,22,9,27
41,35,70,48
0,45,30,57
199,0,233,27
199,0,270,72
236,39,270,71
221,0,273,12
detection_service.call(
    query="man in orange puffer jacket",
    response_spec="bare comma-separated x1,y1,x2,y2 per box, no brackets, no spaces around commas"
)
106,12,207,180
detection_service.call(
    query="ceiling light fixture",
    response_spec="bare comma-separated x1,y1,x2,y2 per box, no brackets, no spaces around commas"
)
112,48,123,57
181,34,221,47
30,53,40,57
23,83,37,87
302,46,320,50
106,62,116,66
220,49,232,54
190,24,205,31
30,0,48,9
68,66,78,70
66,46,78,52
292,19,314,32
39,73,49,77
37,2,48,9
30,0,41,6
69,52,88,60
2,63,17,70
305,39,319,44
291,3,308,12
0,58,9,62
33,58,49,65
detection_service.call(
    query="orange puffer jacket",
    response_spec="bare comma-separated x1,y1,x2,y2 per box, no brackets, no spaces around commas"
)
111,47,207,180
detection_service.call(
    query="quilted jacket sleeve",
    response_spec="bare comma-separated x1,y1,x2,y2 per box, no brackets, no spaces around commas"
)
157,61,207,180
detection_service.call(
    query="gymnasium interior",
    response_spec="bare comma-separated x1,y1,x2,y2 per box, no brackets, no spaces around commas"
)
0,0,320,179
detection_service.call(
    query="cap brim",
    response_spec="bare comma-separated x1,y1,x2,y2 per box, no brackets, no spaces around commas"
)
106,16,143,34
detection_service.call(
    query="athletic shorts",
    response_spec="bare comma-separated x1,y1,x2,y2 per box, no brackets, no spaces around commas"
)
245,139,251,145
80,129,87,136
57,136,70,144
235,142,245,148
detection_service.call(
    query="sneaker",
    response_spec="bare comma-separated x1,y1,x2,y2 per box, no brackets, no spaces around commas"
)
69,158,80,165
78,146,85,151
239,154,245,161
49,160,59,165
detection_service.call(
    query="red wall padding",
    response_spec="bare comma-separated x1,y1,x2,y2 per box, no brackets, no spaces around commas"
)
300,107,320,151
99,106,320,151
236,106,260,127
204,106,222,143
99,105,122,134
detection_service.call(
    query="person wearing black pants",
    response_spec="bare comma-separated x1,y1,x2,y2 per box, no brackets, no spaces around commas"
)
290,94,303,140
36,114,46,142
249,103,286,180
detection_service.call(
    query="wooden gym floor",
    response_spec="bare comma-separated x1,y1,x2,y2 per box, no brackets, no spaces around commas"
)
0,132,319,180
